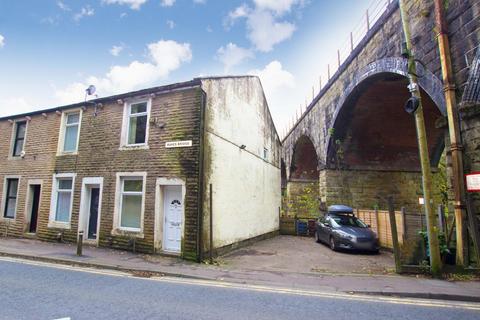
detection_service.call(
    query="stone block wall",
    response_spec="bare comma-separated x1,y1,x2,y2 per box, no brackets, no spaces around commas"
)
283,179,319,218
319,169,445,213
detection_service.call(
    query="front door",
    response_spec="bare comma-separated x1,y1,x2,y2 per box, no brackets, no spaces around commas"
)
87,188,100,240
29,185,41,233
163,186,183,253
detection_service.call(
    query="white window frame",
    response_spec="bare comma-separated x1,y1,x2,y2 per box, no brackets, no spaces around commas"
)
113,172,147,235
120,99,151,150
48,173,76,229
1,175,21,221
57,109,82,156
9,120,28,159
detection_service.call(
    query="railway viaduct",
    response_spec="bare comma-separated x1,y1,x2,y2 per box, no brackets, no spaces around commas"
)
281,0,480,216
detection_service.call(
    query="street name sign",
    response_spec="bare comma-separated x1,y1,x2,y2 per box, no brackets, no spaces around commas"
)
165,140,193,148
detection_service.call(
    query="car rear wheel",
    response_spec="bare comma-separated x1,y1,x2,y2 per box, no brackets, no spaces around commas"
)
329,236,337,251
315,231,320,243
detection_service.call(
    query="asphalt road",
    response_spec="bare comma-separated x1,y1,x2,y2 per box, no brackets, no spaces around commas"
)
0,258,479,320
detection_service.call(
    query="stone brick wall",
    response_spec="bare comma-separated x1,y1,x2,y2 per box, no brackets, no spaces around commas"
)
0,85,203,258
461,105,480,213
283,179,319,218
319,169,445,213
0,113,60,237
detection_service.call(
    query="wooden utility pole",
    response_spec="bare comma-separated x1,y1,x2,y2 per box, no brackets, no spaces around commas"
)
433,0,467,267
399,0,442,276
388,197,401,273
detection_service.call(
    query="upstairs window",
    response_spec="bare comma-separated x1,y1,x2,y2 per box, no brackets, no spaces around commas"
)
63,112,80,152
3,178,19,219
12,121,27,157
121,100,150,148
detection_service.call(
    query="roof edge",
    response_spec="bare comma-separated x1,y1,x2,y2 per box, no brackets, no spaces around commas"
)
0,79,202,121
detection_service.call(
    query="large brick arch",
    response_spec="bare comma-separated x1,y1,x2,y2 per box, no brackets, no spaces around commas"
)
323,57,447,163
325,57,447,170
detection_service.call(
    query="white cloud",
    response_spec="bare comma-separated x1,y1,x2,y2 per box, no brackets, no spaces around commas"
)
249,61,295,129
57,1,71,11
226,3,297,52
74,5,95,22
55,40,192,104
253,0,301,15
161,0,175,7
216,43,254,73
193,0,206,4
0,97,34,117
246,10,295,52
166,20,175,29
226,4,250,27
109,44,125,56
0,34,4,48
102,0,148,10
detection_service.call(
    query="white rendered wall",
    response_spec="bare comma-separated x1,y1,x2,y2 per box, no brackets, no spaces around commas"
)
201,77,281,249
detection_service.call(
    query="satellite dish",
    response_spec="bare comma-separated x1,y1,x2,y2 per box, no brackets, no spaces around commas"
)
86,85,96,96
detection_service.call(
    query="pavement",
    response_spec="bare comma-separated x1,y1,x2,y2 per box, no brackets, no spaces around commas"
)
0,236,479,303
2,259,480,320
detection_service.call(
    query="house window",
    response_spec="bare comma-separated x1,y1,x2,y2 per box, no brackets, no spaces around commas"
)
12,121,27,157
119,177,144,230
121,100,150,148
114,173,146,233
3,178,19,219
64,112,80,152
49,174,75,227
58,111,81,154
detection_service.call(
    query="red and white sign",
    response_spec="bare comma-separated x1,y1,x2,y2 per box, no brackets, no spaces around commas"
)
466,172,480,192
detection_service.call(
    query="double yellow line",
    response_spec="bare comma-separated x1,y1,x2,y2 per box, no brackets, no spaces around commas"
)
1,256,479,311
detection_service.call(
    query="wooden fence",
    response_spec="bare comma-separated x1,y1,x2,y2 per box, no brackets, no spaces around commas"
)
280,208,428,249
356,209,404,248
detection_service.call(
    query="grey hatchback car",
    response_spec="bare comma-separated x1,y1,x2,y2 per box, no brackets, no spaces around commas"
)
315,205,380,253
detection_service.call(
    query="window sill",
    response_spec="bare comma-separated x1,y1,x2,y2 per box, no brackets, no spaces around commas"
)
0,217,16,223
56,152,78,157
119,145,149,151
111,228,144,238
48,221,71,230
7,156,24,161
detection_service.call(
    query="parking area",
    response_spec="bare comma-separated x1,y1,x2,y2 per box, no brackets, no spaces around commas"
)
222,235,395,275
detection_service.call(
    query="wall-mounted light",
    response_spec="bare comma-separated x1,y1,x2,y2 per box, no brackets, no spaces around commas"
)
56,110,62,116
150,93,156,98
239,145,246,150
117,99,123,105
42,113,47,118
8,119,13,124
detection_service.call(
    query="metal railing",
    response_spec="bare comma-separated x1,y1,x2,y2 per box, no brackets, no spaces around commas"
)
282,0,396,140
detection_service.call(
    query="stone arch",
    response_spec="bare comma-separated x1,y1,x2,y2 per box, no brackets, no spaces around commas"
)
326,57,446,170
290,135,320,180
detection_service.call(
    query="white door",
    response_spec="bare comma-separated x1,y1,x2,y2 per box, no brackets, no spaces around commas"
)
163,186,183,253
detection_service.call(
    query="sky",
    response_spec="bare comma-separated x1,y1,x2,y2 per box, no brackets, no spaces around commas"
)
0,0,381,135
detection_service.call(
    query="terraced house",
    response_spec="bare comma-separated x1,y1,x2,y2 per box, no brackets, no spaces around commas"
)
0,76,281,260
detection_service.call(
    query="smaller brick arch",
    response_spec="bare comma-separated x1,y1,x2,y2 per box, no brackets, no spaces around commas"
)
289,135,320,181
